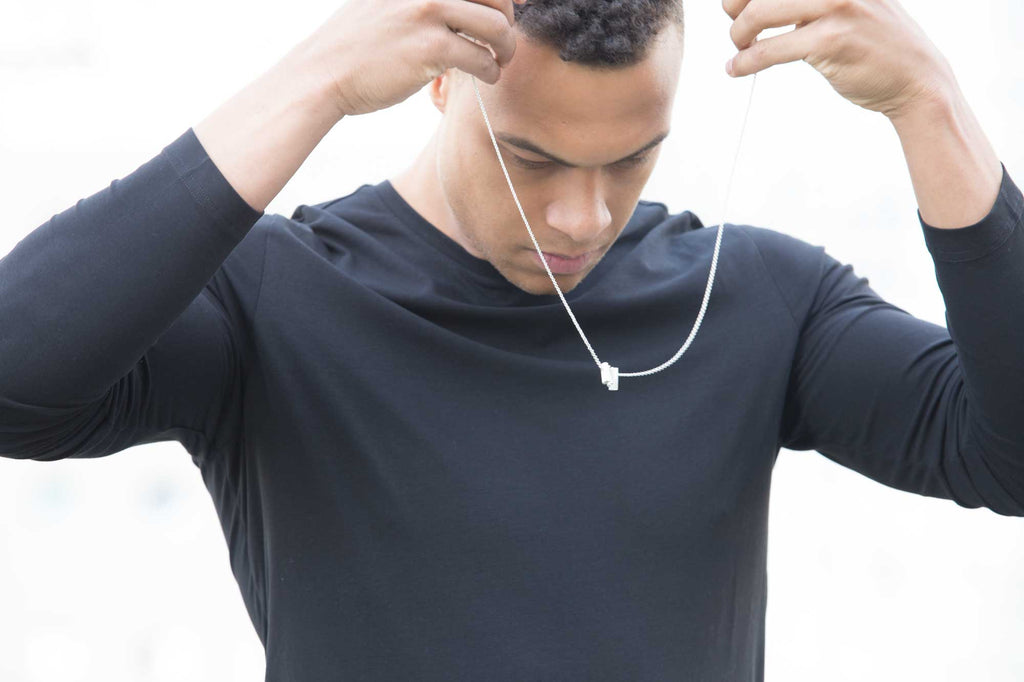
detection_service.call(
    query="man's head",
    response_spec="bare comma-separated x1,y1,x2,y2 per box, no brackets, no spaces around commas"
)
425,0,685,295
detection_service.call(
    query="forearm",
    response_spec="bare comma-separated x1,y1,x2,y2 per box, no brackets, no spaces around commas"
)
193,37,343,213
888,60,1024,509
888,71,1003,230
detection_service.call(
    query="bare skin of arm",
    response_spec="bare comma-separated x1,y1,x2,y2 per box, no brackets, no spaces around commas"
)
724,0,1002,229
194,0,523,213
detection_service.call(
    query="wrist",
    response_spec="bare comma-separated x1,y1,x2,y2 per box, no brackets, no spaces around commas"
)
885,76,1003,230
885,62,959,133
277,36,350,122
192,38,348,213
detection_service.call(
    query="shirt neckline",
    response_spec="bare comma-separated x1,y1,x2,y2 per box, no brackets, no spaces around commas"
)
373,178,622,304
375,179,509,282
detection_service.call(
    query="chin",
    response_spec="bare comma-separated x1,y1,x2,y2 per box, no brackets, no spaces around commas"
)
490,251,596,296
507,271,586,296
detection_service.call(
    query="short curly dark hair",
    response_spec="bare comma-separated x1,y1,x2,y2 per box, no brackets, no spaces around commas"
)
512,0,685,68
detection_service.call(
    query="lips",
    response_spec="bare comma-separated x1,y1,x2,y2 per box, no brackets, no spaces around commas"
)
530,249,595,275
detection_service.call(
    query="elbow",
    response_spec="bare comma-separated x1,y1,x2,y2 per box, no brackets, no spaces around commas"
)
945,415,1024,517
0,393,101,461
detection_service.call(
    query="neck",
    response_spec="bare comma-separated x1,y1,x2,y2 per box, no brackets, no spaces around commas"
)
390,130,471,254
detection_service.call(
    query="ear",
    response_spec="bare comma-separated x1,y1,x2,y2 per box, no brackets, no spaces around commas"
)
429,69,456,114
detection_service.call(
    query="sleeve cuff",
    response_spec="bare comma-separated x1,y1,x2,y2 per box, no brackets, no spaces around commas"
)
160,128,265,235
920,163,1023,263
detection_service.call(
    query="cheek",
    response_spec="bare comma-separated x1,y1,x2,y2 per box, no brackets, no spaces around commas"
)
459,160,542,245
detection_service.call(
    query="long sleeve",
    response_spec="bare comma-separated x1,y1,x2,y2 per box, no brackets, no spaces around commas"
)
0,129,266,461
776,163,1024,517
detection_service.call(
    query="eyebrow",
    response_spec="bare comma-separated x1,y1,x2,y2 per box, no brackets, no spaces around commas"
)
494,130,671,168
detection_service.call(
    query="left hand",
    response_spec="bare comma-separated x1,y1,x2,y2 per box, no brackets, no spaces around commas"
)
723,0,954,119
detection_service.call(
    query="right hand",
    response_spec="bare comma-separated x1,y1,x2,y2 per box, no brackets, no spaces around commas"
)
303,0,523,117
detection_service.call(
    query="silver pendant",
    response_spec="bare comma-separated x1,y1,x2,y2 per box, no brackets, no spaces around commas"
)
599,362,619,391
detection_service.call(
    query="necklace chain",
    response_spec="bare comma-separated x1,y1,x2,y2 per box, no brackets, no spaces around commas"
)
470,72,758,390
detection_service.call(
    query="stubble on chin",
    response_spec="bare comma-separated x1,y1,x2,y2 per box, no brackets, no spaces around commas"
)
498,258,591,296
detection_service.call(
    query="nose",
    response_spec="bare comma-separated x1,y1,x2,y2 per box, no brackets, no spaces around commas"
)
543,170,613,247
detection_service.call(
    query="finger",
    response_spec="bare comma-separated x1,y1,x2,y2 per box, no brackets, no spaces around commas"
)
730,0,823,50
727,21,818,77
440,0,518,66
722,0,751,21
465,0,516,28
443,29,502,83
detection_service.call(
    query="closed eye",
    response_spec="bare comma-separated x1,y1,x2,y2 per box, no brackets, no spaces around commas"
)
611,153,653,170
510,155,554,170
509,152,654,171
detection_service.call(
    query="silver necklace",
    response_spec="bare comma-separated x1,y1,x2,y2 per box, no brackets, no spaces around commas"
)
470,71,758,390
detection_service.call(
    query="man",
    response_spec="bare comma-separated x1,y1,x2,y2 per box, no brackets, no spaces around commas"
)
0,0,1019,680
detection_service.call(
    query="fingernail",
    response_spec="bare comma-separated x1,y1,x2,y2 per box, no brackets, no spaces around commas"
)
725,57,735,77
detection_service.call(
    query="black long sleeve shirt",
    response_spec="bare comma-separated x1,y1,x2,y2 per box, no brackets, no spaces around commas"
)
2,128,1022,681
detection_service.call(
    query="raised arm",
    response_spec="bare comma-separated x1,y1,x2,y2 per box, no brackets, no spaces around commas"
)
721,0,1022,514
763,168,1024,516
0,0,522,459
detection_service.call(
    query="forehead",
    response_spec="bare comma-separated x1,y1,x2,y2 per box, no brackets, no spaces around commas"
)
474,24,683,160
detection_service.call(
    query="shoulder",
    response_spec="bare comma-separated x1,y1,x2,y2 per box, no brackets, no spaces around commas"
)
234,181,382,264
631,199,827,277
728,223,883,329
731,224,830,321
730,223,826,271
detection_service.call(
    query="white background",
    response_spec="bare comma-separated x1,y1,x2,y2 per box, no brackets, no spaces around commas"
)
1,1,1022,680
